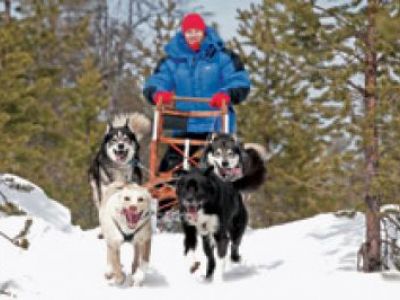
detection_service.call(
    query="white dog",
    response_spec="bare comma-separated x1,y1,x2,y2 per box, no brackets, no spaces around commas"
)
100,182,153,286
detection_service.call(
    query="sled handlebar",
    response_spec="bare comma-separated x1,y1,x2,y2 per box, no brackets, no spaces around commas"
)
155,95,228,107
172,96,229,109
173,96,210,103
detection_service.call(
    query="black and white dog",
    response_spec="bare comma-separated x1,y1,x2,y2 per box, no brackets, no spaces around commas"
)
89,113,150,210
176,167,248,281
202,133,267,193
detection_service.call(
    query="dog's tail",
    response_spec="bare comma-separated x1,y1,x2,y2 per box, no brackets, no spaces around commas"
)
128,113,151,141
244,143,268,162
233,143,267,192
109,113,151,141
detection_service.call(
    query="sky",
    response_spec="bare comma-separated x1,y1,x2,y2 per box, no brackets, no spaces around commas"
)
185,0,333,40
108,0,260,41
107,0,339,42
187,0,261,40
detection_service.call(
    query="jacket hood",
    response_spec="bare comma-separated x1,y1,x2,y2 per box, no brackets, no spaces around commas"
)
164,27,224,60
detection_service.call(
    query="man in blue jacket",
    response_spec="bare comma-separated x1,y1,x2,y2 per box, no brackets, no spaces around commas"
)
143,13,250,171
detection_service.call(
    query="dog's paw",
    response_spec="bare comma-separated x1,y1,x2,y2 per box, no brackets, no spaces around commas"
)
131,269,145,287
231,253,241,263
104,264,115,280
202,272,224,284
125,275,134,287
201,274,214,284
185,250,200,274
104,272,113,280
213,272,224,284
190,261,201,274
114,272,126,285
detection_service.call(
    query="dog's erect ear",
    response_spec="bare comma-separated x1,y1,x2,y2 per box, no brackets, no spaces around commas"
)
102,181,124,199
124,118,130,130
237,139,244,150
231,133,239,142
106,120,114,133
200,140,212,164
207,132,218,142
231,134,244,149
232,134,244,147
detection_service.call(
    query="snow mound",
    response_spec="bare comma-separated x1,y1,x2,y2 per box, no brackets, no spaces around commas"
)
0,174,72,232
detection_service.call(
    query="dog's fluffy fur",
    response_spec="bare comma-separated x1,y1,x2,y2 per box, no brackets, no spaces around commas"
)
202,133,267,193
100,182,153,286
176,167,248,281
89,113,151,210
108,113,150,142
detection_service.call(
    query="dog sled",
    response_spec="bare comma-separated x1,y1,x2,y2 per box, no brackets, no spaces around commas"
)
143,96,229,213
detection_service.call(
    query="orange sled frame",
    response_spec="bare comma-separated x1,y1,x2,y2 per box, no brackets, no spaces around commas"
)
143,96,229,212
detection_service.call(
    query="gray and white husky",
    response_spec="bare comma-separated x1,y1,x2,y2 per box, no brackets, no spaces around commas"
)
201,133,267,193
89,113,151,210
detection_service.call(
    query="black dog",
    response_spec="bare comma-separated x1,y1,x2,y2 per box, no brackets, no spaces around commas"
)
176,167,248,280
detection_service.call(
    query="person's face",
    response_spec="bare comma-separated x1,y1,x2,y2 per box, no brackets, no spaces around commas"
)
184,29,204,46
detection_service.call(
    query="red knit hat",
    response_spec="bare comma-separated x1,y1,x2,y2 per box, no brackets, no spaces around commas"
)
181,13,206,33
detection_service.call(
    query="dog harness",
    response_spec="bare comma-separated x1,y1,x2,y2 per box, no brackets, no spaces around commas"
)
112,211,151,242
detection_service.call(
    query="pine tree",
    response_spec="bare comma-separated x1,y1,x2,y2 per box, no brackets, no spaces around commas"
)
59,57,108,228
232,1,351,226
0,0,109,228
0,2,61,177
234,0,400,271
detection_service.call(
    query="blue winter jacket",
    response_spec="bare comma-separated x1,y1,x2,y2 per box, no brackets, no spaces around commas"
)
143,27,250,133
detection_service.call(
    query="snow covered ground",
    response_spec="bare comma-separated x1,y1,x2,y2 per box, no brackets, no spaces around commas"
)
0,174,399,300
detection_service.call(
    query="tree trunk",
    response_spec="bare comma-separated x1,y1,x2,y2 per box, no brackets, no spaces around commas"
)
4,0,11,23
362,0,381,272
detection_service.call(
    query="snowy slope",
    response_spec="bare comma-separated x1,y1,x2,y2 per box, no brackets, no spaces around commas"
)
0,175,399,300
0,174,72,232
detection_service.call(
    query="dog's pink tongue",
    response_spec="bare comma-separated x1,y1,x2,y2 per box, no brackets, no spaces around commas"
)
187,207,198,221
231,168,242,176
225,167,242,177
116,153,126,162
122,207,141,228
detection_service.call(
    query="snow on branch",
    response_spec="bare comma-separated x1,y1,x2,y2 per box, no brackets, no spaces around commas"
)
0,175,34,193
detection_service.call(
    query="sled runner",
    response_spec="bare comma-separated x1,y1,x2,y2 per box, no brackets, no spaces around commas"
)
143,96,229,212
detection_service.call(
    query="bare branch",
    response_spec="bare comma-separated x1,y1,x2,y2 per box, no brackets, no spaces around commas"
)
347,79,365,95
313,4,352,27
0,190,7,202
0,219,32,250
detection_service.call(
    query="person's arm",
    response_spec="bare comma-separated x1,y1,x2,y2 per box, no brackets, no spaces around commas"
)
218,49,251,104
143,57,175,104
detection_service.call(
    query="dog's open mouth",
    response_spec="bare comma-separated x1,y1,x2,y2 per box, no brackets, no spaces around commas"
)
121,206,142,229
185,205,199,223
114,149,128,162
216,165,242,180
